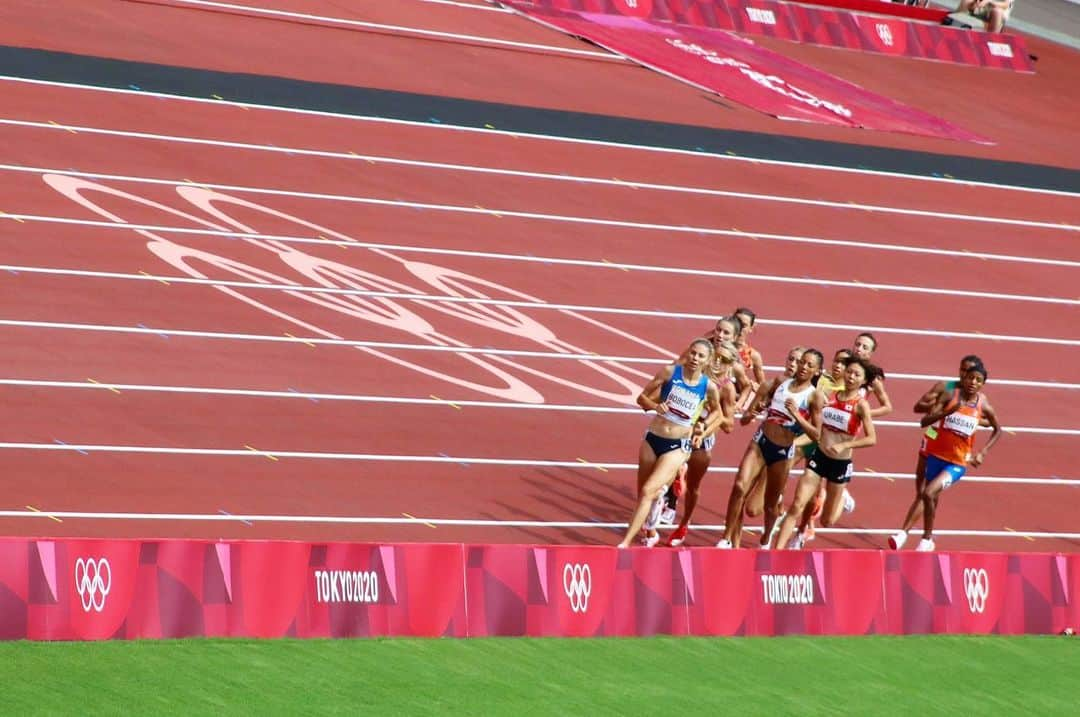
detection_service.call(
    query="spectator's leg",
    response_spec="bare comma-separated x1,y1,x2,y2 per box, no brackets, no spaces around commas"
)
989,7,1006,32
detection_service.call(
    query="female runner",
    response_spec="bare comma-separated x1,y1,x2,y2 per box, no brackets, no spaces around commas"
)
656,317,751,527
895,355,986,539
775,357,878,550
665,340,739,547
733,345,805,546
717,349,824,549
890,364,1002,551
618,338,723,548
733,307,766,410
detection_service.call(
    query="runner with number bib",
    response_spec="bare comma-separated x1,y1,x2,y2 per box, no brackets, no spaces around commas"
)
889,364,1002,551
618,339,723,549
775,357,878,550
717,349,823,549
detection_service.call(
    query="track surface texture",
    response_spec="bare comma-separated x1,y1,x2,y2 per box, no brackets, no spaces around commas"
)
0,0,1077,553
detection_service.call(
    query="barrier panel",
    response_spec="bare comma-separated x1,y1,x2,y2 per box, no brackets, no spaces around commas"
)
516,0,1033,71
0,538,1073,640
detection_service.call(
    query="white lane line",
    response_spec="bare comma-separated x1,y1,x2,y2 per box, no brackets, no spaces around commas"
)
6,262,1078,335
3,76,1078,199
3,441,1080,466
3,378,1078,432
6,217,1078,346
4,161,1076,240
3,314,1077,359
418,0,510,11
4,121,1077,243
0,509,1075,539
4,183,1079,308
155,0,614,59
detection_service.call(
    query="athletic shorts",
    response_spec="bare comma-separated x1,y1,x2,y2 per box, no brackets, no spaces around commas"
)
807,450,854,484
800,442,817,460
754,428,794,467
645,431,691,457
925,454,966,488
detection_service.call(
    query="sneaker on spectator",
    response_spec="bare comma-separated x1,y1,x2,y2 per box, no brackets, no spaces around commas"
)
842,489,856,514
915,538,935,552
888,531,907,550
666,524,688,547
716,538,733,549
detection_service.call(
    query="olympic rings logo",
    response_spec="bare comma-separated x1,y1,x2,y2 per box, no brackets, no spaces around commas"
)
74,557,112,613
963,568,990,614
563,563,592,614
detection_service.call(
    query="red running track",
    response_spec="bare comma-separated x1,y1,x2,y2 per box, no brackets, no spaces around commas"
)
0,0,1077,552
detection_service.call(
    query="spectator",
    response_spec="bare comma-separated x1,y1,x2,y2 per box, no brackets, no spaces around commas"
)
959,0,1013,33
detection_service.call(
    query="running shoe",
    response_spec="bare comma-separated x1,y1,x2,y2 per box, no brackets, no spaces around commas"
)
642,530,661,548
888,531,907,550
660,507,677,525
790,533,805,550
666,524,688,547
842,489,856,514
915,538,935,552
804,522,816,543
716,538,733,549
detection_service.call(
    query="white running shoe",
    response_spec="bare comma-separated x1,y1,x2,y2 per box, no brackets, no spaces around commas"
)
660,507,677,525
790,533,805,550
888,531,907,550
716,538,733,549
642,530,661,548
842,489,856,514
915,538,936,552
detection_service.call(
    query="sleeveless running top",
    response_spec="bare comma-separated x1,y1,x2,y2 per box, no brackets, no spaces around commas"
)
765,378,815,431
660,365,711,428
817,374,843,396
822,391,863,437
924,390,984,465
738,343,754,374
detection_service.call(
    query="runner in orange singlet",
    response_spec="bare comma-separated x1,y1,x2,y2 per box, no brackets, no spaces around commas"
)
889,364,1002,551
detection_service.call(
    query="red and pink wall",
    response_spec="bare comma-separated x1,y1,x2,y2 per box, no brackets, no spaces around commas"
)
1,539,1073,640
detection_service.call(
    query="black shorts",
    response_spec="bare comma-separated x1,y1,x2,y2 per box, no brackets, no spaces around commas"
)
807,450,854,484
754,428,794,467
644,432,691,457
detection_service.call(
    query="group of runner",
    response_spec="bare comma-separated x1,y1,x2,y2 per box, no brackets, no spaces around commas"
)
616,308,1003,552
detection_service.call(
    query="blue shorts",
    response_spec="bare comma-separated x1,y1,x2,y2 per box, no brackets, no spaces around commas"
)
644,432,691,458
754,428,794,467
925,454,966,488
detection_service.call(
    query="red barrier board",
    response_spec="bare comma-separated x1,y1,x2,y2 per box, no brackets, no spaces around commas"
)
524,0,1032,71
1,538,1075,640
509,5,989,142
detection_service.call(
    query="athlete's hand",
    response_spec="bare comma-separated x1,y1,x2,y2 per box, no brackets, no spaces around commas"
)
969,451,986,468
691,433,704,449
654,401,670,416
784,397,799,417
822,442,845,458
739,411,755,426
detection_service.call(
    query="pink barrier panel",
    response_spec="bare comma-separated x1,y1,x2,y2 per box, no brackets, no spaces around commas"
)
510,5,989,142
525,0,1032,71
0,538,1073,640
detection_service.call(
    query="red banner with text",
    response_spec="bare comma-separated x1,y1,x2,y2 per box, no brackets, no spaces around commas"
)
1,538,1074,640
508,4,988,142
520,0,1032,71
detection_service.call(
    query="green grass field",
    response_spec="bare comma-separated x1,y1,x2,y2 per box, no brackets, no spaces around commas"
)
3,635,1075,715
